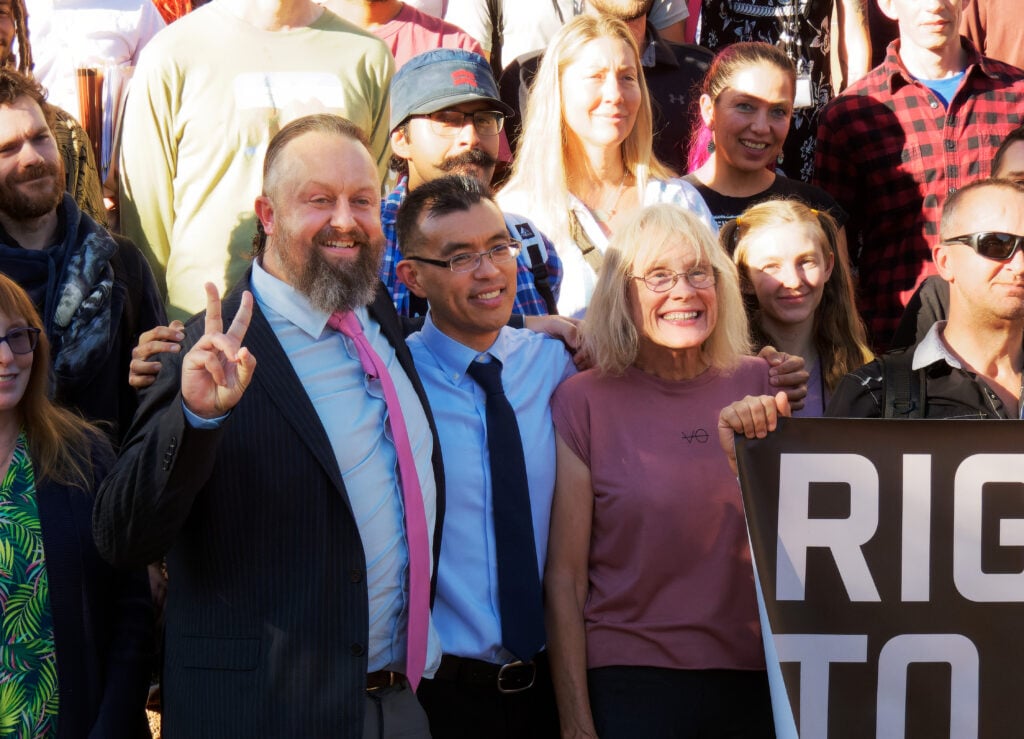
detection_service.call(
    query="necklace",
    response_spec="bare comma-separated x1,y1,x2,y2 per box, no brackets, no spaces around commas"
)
588,172,629,223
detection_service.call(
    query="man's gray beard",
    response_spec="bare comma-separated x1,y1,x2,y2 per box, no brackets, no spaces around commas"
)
297,239,382,315
270,229,383,314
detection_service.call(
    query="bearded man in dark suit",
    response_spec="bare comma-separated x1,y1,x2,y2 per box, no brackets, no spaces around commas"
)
93,114,445,738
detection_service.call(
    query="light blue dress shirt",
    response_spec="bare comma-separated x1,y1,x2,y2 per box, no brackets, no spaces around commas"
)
407,316,576,663
187,261,442,676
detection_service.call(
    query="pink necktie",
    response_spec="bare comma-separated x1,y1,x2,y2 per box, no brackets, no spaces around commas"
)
328,310,430,691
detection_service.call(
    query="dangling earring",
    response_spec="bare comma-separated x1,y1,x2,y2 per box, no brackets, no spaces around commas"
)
707,140,716,154
776,151,784,166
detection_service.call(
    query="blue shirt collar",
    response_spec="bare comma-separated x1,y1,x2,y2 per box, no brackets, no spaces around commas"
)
418,313,510,380
250,258,370,339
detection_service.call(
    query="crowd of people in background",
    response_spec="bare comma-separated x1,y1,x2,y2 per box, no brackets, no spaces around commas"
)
0,0,1018,736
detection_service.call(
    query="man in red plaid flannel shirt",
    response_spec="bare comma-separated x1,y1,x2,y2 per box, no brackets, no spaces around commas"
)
813,0,1024,348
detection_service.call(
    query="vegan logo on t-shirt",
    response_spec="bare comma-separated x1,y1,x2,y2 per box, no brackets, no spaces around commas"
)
681,428,709,444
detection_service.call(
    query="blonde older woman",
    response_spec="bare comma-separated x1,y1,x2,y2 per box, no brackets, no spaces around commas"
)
497,14,714,318
545,203,785,738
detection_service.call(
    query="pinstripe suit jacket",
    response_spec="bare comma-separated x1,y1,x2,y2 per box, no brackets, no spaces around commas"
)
93,277,446,738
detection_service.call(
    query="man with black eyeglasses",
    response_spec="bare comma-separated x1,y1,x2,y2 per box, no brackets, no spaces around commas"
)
827,178,1024,419
394,174,574,737
379,48,563,319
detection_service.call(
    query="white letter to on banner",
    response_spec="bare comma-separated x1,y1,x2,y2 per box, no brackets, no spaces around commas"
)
875,634,979,739
774,634,867,739
776,454,880,601
953,454,1024,602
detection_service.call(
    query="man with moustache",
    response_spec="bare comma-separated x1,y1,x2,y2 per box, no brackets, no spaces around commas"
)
93,114,444,737
379,48,562,318
827,178,1024,419
0,67,163,443
394,174,574,737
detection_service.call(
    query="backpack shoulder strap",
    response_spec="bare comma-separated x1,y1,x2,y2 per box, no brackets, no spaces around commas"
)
506,214,557,315
880,349,925,418
567,209,605,274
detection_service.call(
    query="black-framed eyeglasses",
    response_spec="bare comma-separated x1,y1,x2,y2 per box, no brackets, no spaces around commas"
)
405,241,522,273
944,232,1024,261
411,110,506,137
0,327,40,354
629,267,717,292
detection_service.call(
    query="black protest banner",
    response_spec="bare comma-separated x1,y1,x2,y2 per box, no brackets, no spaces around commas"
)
736,418,1024,739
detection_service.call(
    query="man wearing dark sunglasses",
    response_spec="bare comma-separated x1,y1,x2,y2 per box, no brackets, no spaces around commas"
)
827,178,1024,419
814,0,1024,350
890,124,1024,350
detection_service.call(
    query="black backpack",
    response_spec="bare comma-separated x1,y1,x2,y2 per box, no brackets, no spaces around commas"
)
879,349,927,418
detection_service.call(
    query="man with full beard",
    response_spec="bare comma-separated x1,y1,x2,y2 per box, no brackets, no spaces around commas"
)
379,48,563,318
0,67,163,444
94,114,445,737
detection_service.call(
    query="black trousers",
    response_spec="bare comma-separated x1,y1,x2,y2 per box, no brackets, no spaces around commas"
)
588,665,776,739
417,653,560,739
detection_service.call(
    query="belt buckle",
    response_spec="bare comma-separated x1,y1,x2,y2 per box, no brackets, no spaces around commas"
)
496,660,535,694
366,670,399,692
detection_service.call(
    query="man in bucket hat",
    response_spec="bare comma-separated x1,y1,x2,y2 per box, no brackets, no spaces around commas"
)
378,48,562,319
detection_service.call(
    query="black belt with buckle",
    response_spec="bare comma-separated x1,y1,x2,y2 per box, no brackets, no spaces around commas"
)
432,653,545,694
366,670,405,691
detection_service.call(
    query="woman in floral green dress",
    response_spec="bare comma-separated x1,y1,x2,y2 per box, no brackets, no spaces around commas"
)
0,274,151,737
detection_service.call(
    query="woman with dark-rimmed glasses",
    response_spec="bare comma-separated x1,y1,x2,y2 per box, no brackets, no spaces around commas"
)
0,273,151,736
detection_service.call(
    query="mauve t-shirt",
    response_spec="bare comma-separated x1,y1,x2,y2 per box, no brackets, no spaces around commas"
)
552,357,773,671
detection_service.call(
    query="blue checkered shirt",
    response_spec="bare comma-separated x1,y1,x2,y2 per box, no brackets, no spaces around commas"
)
379,177,562,317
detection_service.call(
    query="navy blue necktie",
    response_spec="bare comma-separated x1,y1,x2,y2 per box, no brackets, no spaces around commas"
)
467,357,546,662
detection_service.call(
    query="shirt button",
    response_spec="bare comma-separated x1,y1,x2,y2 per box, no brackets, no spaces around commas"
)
945,140,955,151
930,100,938,108
350,569,363,583
948,186,957,194
351,643,365,656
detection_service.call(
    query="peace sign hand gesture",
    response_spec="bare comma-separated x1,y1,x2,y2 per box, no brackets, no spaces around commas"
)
181,283,257,420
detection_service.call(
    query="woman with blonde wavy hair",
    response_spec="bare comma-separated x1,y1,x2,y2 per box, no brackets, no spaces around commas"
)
724,199,872,416
497,13,714,318
545,203,781,737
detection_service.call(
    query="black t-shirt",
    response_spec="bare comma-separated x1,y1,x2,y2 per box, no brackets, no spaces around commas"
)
682,173,849,230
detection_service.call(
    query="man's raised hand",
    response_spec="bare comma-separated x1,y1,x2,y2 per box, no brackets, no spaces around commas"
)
181,283,257,419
